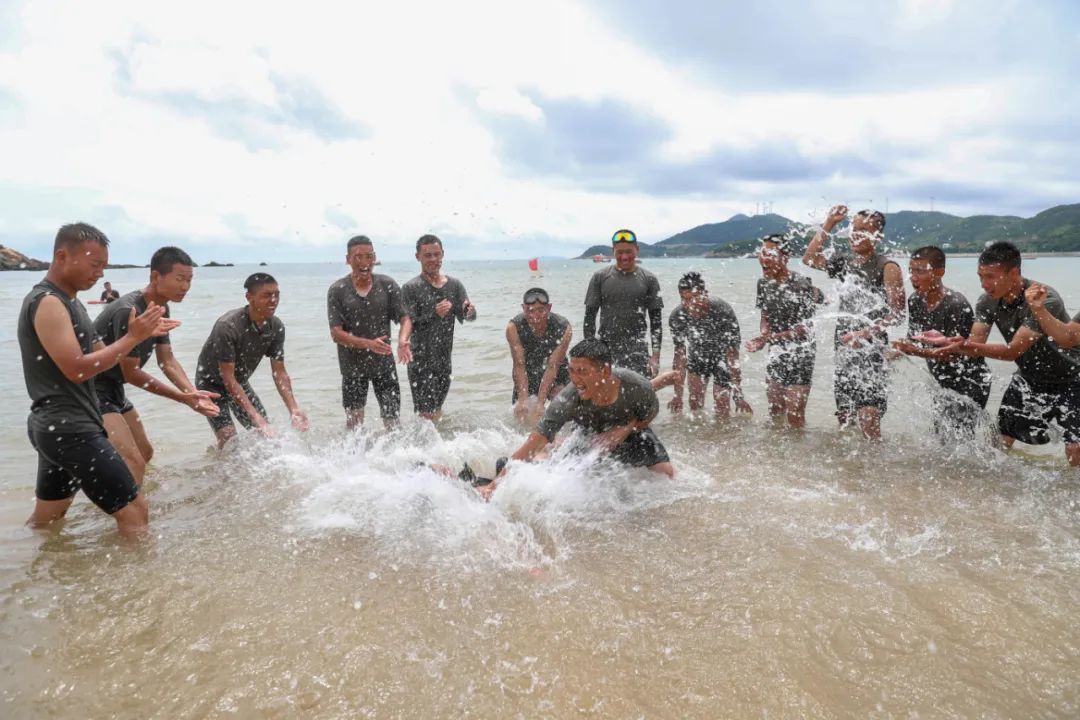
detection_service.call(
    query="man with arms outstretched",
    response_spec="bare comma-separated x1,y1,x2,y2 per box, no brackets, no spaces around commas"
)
94,246,219,485
803,205,906,440
195,273,309,447
936,242,1080,465
18,223,174,537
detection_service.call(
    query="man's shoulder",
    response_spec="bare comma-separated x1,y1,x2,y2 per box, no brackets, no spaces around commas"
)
401,275,426,290
328,274,352,292
591,265,617,281
374,273,400,290
942,287,973,310
613,367,654,393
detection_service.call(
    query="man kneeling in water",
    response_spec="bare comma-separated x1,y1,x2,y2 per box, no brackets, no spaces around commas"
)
479,339,675,498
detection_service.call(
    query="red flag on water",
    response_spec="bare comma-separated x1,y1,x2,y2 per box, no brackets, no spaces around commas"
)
528,257,539,271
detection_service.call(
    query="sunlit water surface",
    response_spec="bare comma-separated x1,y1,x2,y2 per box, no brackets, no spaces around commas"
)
1,257,1077,718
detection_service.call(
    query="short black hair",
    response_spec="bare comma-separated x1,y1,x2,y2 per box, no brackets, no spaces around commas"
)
150,246,194,275
677,271,706,292
244,272,278,292
568,338,612,366
416,234,443,252
347,235,373,252
759,233,791,254
911,245,946,269
978,241,1021,270
54,223,109,252
855,209,886,230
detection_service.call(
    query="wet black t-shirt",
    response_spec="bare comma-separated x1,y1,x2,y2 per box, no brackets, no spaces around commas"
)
93,290,172,389
401,275,471,365
196,307,286,389
327,273,405,375
584,265,663,351
668,298,740,365
18,280,104,433
755,272,821,345
974,279,1080,385
908,288,991,394
825,252,898,344
511,312,570,386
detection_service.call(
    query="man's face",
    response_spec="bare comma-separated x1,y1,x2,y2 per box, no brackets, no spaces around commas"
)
522,302,551,328
977,263,1020,300
613,242,638,271
569,356,610,401
758,242,788,275
348,244,376,278
152,263,194,302
908,258,943,295
849,216,881,255
416,242,443,275
59,241,108,291
247,282,281,317
679,288,709,315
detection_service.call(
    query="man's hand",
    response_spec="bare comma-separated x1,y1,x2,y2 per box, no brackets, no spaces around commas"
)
397,341,413,364
127,304,177,343
363,336,393,355
186,390,221,417
526,402,545,428
291,409,310,432
668,395,683,413
839,328,874,349
1025,282,1048,310
435,299,453,318
647,352,660,378
910,330,952,347
931,338,973,358
824,204,849,232
462,299,477,320
890,338,919,355
256,422,277,439
745,335,768,353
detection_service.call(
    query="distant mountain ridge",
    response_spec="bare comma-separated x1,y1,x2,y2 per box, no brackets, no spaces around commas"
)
576,203,1080,258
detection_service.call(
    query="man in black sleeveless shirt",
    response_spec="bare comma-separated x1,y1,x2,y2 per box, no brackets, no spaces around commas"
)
506,287,572,426
18,223,174,537
804,205,906,440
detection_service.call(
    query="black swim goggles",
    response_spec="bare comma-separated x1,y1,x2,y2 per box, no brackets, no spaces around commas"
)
522,288,550,305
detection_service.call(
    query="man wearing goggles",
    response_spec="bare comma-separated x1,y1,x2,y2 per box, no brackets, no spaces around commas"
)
583,229,664,378
506,287,573,426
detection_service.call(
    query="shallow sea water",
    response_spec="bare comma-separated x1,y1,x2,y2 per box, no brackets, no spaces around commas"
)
0,256,1077,718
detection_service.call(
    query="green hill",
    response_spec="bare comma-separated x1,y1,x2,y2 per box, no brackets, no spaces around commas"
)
575,203,1080,258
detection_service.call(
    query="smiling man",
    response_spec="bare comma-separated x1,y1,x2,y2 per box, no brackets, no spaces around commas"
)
18,223,175,537
479,339,674,498
583,229,664,378
327,235,412,429
93,246,220,486
195,273,309,447
936,242,1080,465
506,287,572,426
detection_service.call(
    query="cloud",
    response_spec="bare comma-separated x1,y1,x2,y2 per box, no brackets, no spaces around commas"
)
111,39,366,150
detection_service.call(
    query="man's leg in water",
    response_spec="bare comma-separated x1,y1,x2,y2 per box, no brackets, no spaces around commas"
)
713,382,732,422
371,370,402,430
857,406,882,441
647,461,675,478
783,385,811,429
766,381,786,420
124,407,154,465
688,373,707,412
342,373,368,430
103,412,147,487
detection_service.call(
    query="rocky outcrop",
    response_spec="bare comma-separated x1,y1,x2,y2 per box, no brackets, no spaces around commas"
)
0,245,48,271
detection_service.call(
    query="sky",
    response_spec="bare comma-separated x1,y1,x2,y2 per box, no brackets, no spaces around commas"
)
0,0,1077,263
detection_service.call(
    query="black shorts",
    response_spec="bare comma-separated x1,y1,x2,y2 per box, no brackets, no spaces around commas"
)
998,375,1080,446
95,376,134,415
687,355,734,387
609,427,671,468
407,362,452,414
766,344,815,387
342,368,401,419
198,380,269,434
28,423,138,514
834,345,889,415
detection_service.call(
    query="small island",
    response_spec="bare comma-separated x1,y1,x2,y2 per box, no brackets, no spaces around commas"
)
203,261,235,267
0,245,48,271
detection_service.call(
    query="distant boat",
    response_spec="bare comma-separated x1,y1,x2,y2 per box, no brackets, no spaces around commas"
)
528,257,539,271
592,254,611,263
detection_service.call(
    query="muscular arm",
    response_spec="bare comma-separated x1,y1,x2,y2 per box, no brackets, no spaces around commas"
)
34,296,141,383
671,344,687,399
120,350,190,403
156,343,197,393
1030,305,1080,348
802,228,830,270
330,325,369,350
535,324,572,402
511,431,552,463
506,323,530,404
219,362,269,429
270,359,301,415
881,263,907,328
960,326,1041,361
